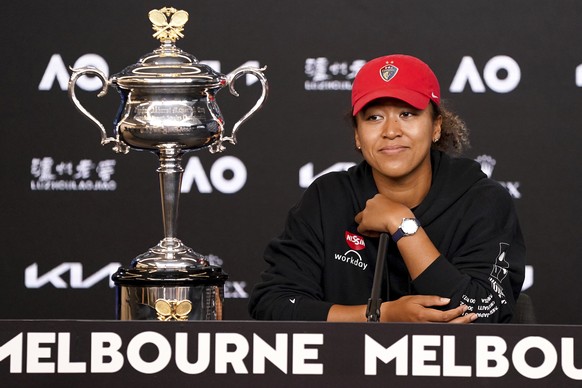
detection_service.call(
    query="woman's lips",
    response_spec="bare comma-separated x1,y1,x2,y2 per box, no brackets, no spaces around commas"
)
379,145,408,155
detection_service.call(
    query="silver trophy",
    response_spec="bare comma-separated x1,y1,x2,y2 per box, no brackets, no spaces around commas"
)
68,7,268,320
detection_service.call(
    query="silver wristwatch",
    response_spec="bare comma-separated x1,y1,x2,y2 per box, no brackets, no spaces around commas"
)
391,218,420,243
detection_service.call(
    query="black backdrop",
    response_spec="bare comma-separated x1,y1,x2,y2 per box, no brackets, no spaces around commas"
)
1,0,581,324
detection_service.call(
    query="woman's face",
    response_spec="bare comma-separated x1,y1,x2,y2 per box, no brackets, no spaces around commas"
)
354,98,441,184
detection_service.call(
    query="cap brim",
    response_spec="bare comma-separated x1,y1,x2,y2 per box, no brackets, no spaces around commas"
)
352,88,430,116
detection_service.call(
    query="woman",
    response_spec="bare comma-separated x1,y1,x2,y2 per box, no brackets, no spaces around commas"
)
249,54,525,323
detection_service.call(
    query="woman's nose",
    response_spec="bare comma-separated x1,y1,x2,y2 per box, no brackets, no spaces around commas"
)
382,117,402,138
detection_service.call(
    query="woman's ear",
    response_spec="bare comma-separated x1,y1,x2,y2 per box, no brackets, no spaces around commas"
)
432,115,443,141
354,129,361,150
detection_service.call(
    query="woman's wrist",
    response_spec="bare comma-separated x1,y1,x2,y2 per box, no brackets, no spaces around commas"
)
387,208,415,235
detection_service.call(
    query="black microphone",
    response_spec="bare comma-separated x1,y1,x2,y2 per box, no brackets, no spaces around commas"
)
366,233,389,322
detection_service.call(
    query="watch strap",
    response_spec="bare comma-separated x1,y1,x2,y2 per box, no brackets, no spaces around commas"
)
391,227,406,243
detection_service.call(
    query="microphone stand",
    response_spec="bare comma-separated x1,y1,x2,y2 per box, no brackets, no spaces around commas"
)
366,233,389,322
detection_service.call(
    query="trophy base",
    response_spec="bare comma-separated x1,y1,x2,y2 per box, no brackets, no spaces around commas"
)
112,265,228,321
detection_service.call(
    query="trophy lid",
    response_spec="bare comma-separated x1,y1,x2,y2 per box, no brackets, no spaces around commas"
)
112,7,227,89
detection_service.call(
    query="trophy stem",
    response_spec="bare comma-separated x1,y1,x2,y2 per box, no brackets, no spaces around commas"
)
157,144,183,242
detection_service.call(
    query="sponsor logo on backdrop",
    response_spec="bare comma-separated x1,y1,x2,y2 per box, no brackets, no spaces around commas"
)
39,54,109,91
25,262,121,288
39,54,261,91
449,55,521,93
30,157,117,191
24,260,248,298
299,162,356,188
475,155,521,199
181,155,247,194
304,57,366,91
199,60,262,86
29,147,246,195
576,63,582,86
205,254,249,298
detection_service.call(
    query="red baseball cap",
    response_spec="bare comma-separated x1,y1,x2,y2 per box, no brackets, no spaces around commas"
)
351,54,440,116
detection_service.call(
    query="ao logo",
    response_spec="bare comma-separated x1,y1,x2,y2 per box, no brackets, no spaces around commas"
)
39,54,261,91
181,156,247,194
39,53,109,91
450,55,521,93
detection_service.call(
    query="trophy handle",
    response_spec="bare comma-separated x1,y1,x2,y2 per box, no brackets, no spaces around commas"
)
210,66,269,153
68,67,129,154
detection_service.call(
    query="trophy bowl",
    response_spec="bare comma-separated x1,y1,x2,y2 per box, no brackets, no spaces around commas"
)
67,6,268,321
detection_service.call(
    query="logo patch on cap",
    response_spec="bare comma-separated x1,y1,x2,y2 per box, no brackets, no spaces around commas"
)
380,64,399,82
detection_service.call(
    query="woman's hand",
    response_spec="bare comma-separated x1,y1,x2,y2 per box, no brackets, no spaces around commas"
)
381,295,477,323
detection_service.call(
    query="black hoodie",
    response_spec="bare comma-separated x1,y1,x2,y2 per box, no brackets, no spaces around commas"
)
249,150,525,323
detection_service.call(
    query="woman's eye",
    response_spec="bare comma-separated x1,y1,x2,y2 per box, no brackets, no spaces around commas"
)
366,114,382,121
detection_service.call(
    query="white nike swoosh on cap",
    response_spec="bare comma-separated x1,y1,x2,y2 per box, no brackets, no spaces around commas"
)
431,92,439,99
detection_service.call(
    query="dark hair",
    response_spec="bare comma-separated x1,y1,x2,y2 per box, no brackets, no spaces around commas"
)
347,100,470,155
430,101,470,155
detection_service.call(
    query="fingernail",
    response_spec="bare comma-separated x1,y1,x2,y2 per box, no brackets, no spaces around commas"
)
440,297,450,303
470,314,478,321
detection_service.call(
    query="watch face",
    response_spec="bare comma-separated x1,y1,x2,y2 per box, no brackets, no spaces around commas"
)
401,219,419,234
